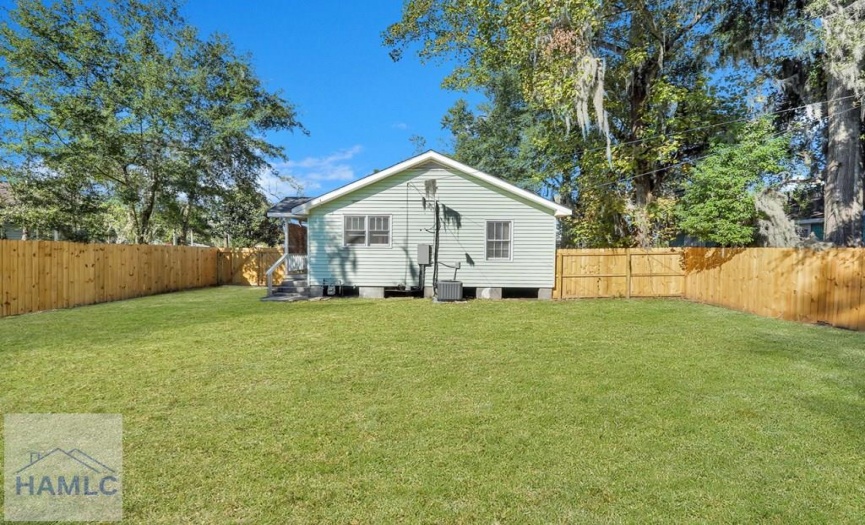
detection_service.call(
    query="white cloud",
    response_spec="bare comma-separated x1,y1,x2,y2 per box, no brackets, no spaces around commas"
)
262,145,363,198
392,122,409,130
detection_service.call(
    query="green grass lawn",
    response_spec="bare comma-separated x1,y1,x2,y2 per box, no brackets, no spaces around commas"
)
2,287,865,523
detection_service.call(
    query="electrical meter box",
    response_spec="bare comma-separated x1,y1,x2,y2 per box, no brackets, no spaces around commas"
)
417,244,432,266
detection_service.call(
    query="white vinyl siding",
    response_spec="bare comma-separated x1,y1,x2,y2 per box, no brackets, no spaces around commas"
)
485,221,512,260
307,162,558,288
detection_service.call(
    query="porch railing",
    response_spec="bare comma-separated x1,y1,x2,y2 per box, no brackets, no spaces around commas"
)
265,253,308,296
287,254,308,273
265,254,286,296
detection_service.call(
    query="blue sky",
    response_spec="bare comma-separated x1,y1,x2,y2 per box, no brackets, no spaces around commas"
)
184,1,480,200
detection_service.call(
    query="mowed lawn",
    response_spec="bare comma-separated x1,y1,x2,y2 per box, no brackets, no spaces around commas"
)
2,288,865,523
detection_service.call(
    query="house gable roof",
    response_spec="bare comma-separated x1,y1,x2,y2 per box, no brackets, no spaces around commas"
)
279,150,572,218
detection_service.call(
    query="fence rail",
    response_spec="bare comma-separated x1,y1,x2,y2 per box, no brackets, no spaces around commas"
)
554,248,685,299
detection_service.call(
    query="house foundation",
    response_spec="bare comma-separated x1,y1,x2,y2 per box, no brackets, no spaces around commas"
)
477,287,502,300
538,288,553,300
359,286,385,299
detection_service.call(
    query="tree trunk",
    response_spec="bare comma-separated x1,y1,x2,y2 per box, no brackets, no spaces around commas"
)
135,181,160,244
178,194,196,246
824,72,863,246
629,65,657,248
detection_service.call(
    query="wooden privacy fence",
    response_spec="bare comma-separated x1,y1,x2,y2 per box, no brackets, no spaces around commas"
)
554,249,685,299
2,240,863,331
683,248,865,331
554,247,865,331
217,248,278,287
0,241,312,317
216,248,306,286
0,240,218,318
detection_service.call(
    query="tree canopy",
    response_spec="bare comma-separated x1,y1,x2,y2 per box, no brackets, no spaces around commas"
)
387,0,864,247
677,119,792,246
0,0,304,245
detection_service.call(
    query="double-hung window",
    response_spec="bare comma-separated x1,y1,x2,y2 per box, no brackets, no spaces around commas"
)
486,220,512,260
367,216,390,245
343,215,390,247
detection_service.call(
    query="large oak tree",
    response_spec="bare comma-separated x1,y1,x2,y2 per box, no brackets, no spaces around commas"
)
387,0,742,246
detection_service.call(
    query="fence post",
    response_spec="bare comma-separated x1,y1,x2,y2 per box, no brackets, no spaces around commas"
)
626,249,632,299
553,250,562,299
681,248,688,298
257,250,263,287
219,249,228,286
218,249,225,285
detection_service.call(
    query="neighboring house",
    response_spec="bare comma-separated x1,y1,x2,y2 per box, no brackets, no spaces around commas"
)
0,181,67,241
0,182,25,240
0,222,24,240
793,217,865,242
794,217,825,240
669,234,716,248
789,193,826,241
266,150,572,299
788,193,865,242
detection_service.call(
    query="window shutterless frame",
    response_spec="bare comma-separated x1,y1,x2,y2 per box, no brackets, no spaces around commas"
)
343,215,367,246
367,215,390,246
485,220,512,261
342,215,392,247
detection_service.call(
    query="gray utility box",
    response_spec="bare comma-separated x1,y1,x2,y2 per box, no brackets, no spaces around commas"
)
417,244,432,266
438,280,463,301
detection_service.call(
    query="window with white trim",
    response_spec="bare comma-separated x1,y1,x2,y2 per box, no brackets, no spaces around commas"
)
344,216,366,245
343,215,390,246
486,220,511,260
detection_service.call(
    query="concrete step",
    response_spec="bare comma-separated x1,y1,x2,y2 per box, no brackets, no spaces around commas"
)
261,293,307,302
265,272,310,302
275,285,309,294
278,277,308,284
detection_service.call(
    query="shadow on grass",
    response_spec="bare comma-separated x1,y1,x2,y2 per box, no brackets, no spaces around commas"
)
0,287,274,354
799,395,865,447
729,322,865,444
